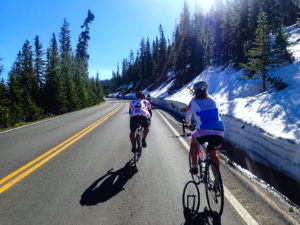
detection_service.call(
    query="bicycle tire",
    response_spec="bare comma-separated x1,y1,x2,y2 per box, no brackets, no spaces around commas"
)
136,124,144,152
182,181,200,215
133,150,138,167
189,151,201,185
205,160,224,217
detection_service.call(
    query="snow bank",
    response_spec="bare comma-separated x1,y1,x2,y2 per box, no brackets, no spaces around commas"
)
149,25,300,183
152,96,300,183
118,24,300,182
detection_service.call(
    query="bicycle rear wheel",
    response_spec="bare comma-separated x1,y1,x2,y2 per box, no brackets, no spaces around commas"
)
189,152,201,185
133,150,138,167
205,160,224,217
136,128,142,154
182,181,200,218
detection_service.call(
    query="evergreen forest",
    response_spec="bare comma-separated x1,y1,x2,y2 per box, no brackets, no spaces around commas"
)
0,10,105,129
1,0,300,129
104,0,299,94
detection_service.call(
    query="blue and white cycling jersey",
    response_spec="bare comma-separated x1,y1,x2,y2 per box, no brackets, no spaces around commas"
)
186,96,224,133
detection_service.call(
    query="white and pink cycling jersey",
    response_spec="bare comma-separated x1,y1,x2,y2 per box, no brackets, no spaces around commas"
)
129,99,151,119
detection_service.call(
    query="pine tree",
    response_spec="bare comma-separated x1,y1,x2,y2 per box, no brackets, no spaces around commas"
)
173,2,192,80
241,8,272,92
45,33,67,114
139,37,146,82
190,11,207,74
152,38,159,80
75,10,95,108
158,24,168,80
121,58,129,85
145,38,153,82
9,74,25,125
20,41,39,102
76,10,95,64
247,0,259,40
211,0,225,65
95,72,104,102
282,0,299,25
233,0,252,65
0,60,10,128
220,0,232,65
127,50,136,84
34,36,45,88
59,18,78,111
34,35,45,108
0,58,3,76
19,40,42,121
272,26,292,64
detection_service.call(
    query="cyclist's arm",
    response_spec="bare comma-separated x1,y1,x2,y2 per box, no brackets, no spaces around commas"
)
146,101,152,118
185,102,193,126
129,101,132,114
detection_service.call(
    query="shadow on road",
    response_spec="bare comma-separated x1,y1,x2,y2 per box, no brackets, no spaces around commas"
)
182,180,222,225
183,207,221,225
80,159,137,206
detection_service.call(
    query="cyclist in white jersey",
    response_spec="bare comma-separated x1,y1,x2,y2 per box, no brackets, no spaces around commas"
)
186,81,225,174
129,91,152,152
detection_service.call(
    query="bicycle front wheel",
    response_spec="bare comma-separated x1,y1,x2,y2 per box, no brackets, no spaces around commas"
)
205,160,224,217
136,132,141,152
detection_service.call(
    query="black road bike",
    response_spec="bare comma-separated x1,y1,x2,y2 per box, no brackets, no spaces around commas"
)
133,123,143,167
182,119,224,218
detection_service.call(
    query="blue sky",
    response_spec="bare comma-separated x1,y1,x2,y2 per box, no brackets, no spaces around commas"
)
0,0,212,80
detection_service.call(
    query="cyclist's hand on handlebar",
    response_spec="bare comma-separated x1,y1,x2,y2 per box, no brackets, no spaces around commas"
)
187,125,196,131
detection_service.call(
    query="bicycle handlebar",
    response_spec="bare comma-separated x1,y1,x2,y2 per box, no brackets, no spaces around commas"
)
180,118,196,137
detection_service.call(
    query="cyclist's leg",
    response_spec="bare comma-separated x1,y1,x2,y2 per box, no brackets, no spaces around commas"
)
189,138,200,174
142,117,150,138
209,150,219,168
190,138,198,166
143,127,149,139
141,117,150,147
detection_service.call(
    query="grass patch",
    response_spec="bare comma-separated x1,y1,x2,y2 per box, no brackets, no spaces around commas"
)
15,122,26,127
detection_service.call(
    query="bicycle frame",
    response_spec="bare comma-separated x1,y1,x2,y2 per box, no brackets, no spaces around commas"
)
195,143,210,184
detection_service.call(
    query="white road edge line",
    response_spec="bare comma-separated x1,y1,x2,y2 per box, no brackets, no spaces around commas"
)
156,109,259,225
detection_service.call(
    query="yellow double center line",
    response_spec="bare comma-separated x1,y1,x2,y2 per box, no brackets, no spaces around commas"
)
0,103,123,194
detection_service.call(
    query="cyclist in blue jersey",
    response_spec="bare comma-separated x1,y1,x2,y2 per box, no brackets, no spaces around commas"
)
186,81,225,175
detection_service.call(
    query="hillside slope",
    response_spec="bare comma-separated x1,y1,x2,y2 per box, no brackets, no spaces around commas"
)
148,24,300,183
151,24,300,144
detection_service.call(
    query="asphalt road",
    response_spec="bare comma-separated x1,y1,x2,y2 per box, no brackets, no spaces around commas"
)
0,99,295,225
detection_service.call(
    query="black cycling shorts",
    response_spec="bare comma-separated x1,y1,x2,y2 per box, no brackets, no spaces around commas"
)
196,135,224,152
130,116,150,132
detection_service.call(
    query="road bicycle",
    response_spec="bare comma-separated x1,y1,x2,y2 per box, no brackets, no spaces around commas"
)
181,119,224,217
